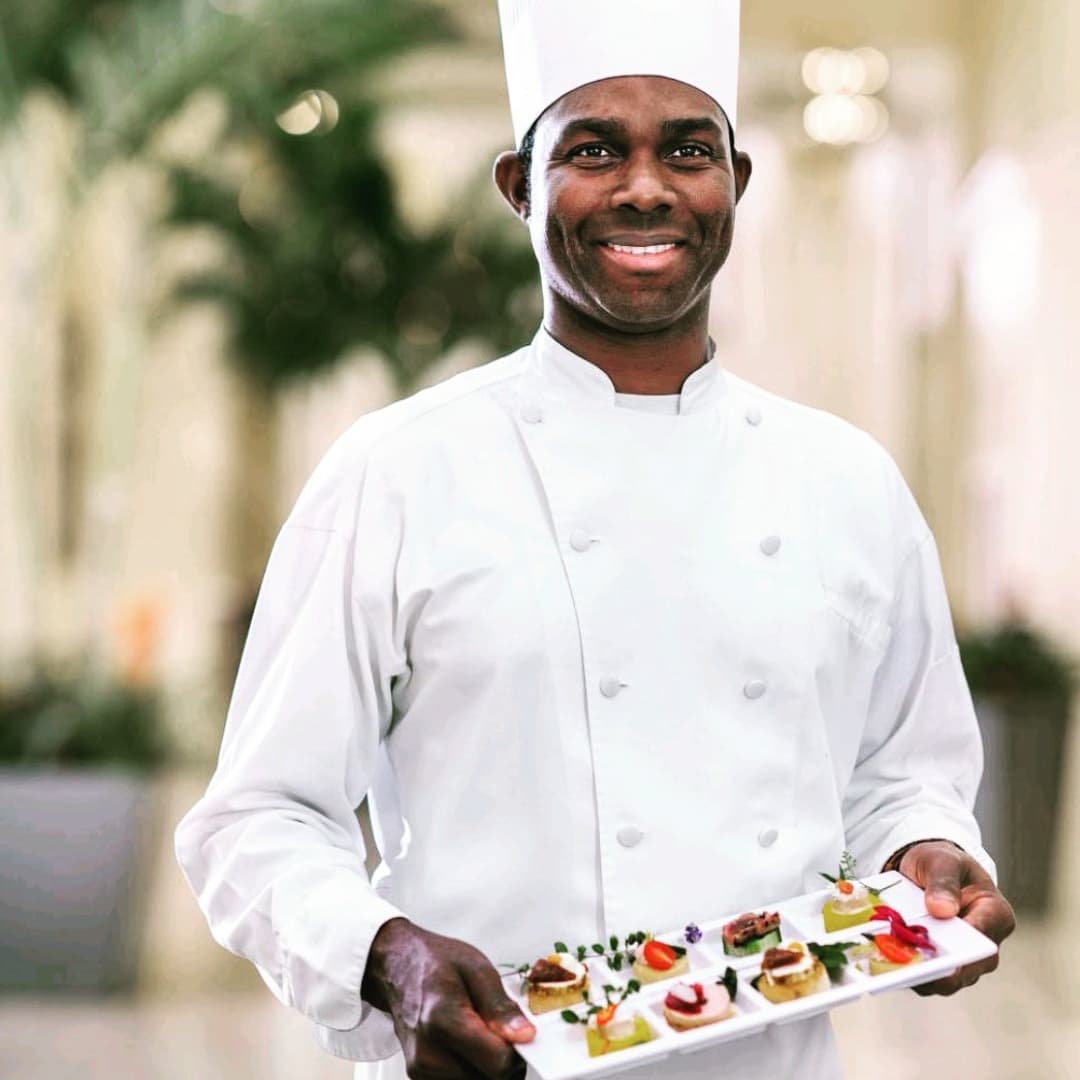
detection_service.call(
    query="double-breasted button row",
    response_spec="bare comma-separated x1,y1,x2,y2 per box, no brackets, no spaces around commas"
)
574,527,779,560
616,825,775,850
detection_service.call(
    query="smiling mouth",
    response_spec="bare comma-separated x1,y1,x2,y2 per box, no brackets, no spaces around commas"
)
598,241,684,272
605,242,679,256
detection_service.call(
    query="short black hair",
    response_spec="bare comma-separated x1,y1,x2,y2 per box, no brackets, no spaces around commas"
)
516,109,739,208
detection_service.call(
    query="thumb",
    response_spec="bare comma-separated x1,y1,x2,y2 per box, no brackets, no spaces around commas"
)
461,958,536,1043
915,844,964,918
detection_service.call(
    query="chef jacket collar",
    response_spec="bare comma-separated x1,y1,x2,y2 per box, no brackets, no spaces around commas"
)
530,327,726,415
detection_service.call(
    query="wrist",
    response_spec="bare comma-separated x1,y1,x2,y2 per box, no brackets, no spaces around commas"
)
361,916,414,1011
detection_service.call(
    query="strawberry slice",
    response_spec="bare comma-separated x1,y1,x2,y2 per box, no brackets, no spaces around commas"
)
642,940,677,971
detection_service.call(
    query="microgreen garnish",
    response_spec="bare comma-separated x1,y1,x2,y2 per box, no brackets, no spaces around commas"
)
499,962,532,976
718,966,738,1001
841,850,858,880
819,848,858,884
560,981,642,1024
819,849,898,895
508,931,684,984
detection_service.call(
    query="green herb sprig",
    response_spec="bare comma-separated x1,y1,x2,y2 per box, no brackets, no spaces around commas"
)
807,941,858,979
502,931,688,981
560,981,642,1024
561,932,684,973
818,849,897,896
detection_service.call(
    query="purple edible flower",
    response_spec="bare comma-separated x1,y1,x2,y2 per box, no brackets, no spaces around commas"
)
684,923,702,944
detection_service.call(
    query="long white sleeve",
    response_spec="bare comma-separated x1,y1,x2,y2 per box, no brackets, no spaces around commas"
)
842,529,996,880
175,468,406,1042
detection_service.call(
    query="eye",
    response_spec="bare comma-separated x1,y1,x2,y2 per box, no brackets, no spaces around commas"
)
669,143,715,160
568,144,616,161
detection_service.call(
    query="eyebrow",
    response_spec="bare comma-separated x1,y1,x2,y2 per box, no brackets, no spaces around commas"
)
660,117,726,141
553,117,627,143
552,115,726,145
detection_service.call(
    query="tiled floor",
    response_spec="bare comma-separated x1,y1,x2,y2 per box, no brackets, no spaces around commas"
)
0,920,1073,1080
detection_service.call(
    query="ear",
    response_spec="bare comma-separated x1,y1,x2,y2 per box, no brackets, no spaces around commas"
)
493,150,530,222
733,150,753,204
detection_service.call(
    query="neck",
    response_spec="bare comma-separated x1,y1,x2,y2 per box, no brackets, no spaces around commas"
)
543,297,712,395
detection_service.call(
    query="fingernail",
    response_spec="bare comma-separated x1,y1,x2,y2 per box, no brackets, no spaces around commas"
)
928,892,959,911
505,1016,533,1034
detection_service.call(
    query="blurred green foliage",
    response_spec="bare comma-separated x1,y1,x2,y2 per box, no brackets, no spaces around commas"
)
1,0,540,390
163,103,540,389
0,669,169,771
959,620,1077,704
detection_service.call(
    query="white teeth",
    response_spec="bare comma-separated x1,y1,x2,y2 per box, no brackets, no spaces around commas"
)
608,243,677,255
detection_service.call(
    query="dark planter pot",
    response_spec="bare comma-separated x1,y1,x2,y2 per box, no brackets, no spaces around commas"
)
0,767,153,993
973,694,1072,914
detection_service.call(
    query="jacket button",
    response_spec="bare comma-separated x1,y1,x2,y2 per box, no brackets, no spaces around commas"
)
599,677,623,699
760,535,781,556
743,680,767,700
758,828,779,848
521,403,543,424
569,528,593,552
745,407,762,426
617,826,644,848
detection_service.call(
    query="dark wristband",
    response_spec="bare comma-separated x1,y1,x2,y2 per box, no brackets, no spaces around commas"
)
881,837,965,874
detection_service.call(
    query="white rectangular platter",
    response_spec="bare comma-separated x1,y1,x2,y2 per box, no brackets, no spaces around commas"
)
508,872,998,1080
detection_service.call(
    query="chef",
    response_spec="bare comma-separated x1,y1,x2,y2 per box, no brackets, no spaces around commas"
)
175,1,1015,1078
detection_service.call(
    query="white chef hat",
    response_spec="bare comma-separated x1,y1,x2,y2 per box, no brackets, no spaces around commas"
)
497,0,741,147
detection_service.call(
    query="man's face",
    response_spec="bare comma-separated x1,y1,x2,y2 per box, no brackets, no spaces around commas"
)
500,75,751,334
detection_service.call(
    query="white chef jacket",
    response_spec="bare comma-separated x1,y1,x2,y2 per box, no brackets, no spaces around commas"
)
175,328,993,1080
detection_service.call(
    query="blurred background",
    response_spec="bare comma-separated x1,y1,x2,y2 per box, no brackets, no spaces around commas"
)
1,1,1078,1077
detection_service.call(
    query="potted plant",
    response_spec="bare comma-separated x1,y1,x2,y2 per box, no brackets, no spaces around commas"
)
959,619,1077,913
0,605,171,992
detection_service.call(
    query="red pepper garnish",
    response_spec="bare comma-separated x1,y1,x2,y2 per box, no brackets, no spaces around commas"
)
596,1004,617,1027
874,933,918,965
872,905,936,954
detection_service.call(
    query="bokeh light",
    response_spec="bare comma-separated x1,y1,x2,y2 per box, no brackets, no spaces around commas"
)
275,90,340,136
803,93,889,145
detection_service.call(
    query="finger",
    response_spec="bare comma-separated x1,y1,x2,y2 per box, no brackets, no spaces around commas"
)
912,949,999,997
914,974,964,997
907,844,966,918
959,889,1017,946
407,1043,482,1080
460,958,536,1044
436,1008,525,1080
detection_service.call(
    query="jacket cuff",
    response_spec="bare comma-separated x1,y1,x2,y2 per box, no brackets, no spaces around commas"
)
881,837,965,873
864,816,997,885
275,880,406,1033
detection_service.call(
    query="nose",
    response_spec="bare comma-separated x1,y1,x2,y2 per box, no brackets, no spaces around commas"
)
610,151,675,214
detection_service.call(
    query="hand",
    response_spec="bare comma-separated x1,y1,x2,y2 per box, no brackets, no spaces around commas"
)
362,917,536,1079
893,840,1016,996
